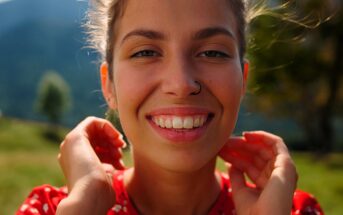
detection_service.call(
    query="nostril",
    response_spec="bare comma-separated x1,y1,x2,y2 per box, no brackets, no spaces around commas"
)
190,81,202,95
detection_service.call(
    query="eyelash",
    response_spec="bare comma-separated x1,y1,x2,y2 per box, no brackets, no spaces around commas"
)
197,50,229,58
130,50,230,58
130,50,161,58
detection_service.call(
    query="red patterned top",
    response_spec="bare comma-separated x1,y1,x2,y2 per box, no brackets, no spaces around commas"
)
16,170,324,215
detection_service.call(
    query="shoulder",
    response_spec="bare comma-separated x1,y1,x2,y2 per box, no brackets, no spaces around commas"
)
218,172,324,215
16,184,67,215
16,171,133,215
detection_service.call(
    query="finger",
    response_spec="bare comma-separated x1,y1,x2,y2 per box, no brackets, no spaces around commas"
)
229,165,247,195
98,148,123,167
220,137,260,155
112,159,125,170
243,131,279,146
227,151,266,183
103,123,126,148
253,155,267,170
243,131,278,159
220,139,268,171
78,117,122,142
221,136,274,163
246,131,291,165
221,147,275,189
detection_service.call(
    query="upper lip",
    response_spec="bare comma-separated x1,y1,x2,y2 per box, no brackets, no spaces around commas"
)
146,106,214,117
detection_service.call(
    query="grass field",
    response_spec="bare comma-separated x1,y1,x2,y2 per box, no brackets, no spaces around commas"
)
1,117,342,214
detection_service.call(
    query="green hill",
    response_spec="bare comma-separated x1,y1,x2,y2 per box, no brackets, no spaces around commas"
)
0,117,66,214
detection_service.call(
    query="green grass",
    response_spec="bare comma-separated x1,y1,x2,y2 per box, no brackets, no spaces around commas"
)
292,153,343,215
1,117,342,214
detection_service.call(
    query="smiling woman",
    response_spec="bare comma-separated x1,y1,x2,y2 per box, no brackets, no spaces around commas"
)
16,0,324,215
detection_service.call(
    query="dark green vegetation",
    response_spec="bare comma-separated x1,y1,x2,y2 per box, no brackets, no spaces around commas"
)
247,0,343,152
1,118,342,214
36,71,72,124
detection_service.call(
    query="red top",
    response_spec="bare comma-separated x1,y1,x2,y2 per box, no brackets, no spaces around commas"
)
16,170,324,215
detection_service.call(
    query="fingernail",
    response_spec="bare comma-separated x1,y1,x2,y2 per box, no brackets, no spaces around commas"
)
119,160,126,169
120,136,127,148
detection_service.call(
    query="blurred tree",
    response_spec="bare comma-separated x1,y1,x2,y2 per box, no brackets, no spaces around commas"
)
35,71,72,125
247,0,343,152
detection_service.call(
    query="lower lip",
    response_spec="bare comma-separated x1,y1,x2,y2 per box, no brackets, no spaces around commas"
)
148,119,210,142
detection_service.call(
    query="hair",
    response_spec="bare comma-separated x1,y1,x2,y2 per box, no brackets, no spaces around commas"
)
85,0,300,79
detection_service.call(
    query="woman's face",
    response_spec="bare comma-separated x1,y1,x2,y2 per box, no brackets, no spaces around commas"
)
108,0,247,172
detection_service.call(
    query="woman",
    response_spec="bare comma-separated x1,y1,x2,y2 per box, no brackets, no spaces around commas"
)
17,0,324,214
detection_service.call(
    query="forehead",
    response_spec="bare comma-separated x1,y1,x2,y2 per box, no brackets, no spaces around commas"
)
116,0,238,41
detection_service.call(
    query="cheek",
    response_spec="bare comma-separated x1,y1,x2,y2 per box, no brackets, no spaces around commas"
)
205,67,243,137
205,67,243,109
114,64,150,110
113,64,156,136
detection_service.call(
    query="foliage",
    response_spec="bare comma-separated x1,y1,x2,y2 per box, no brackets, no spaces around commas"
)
246,0,343,152
35,71,72,125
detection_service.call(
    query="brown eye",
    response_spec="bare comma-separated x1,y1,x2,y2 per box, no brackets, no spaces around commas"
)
198,50,230,58
131,50,161,58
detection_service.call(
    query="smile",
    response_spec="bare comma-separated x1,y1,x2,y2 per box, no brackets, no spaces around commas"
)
146,107,214,142
151,115,207,129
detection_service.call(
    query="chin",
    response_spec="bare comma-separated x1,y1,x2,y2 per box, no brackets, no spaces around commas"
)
155,152,217,174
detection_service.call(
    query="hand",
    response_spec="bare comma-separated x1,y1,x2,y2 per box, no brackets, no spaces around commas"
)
56,117,126,215
219,131,297,215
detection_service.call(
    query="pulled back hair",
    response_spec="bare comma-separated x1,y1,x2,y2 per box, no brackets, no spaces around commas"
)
85,0,274,79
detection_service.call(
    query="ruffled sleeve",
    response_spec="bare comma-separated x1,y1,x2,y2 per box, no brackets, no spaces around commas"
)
292,190,324,215
16,185,68,215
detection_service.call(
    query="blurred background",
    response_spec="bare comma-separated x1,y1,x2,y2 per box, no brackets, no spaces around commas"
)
0,0,342,214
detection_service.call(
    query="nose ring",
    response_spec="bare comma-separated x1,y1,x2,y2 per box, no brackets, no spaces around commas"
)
191,81,202,95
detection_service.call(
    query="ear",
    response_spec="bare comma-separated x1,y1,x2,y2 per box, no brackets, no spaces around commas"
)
100,62,117,109
241,60,249,96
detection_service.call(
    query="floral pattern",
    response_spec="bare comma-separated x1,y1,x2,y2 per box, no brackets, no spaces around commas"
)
16,171,324,215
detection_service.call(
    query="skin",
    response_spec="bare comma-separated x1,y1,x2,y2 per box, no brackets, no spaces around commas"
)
56,0,297,214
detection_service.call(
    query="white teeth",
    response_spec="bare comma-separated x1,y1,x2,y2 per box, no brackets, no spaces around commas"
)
153,117,158,125
193,117,200,127
172,117,183,129
183,117,193,129
165,118,172,128
200,117,205,125
158,117,165,128
152,115,208,129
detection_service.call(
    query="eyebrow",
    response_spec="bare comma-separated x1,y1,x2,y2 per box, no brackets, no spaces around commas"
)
121,29,166,45
193,27,235,41
120,26,235,45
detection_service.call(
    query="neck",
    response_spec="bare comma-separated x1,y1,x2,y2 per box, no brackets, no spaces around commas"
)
125,156,221,215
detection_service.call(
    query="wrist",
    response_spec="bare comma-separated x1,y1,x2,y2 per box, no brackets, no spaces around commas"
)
58,172,115,215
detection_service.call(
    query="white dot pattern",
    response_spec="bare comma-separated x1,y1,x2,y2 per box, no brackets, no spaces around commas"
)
15,172,324,215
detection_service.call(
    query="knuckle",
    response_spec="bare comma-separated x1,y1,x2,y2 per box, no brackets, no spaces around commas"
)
61,132,81,150
85,116,97,121
59,140,65,150
275,135,283,142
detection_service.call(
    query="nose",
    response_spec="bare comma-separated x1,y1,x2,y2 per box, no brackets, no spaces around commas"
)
161,56,200,98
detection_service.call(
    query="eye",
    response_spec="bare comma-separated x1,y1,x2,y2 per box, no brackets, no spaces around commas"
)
198,50,230,58
130,50,161,58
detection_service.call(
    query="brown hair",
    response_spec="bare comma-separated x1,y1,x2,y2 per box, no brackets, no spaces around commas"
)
85,0,248,79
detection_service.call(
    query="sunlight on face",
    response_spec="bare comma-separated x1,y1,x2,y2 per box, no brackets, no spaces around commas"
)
111,0,245,172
